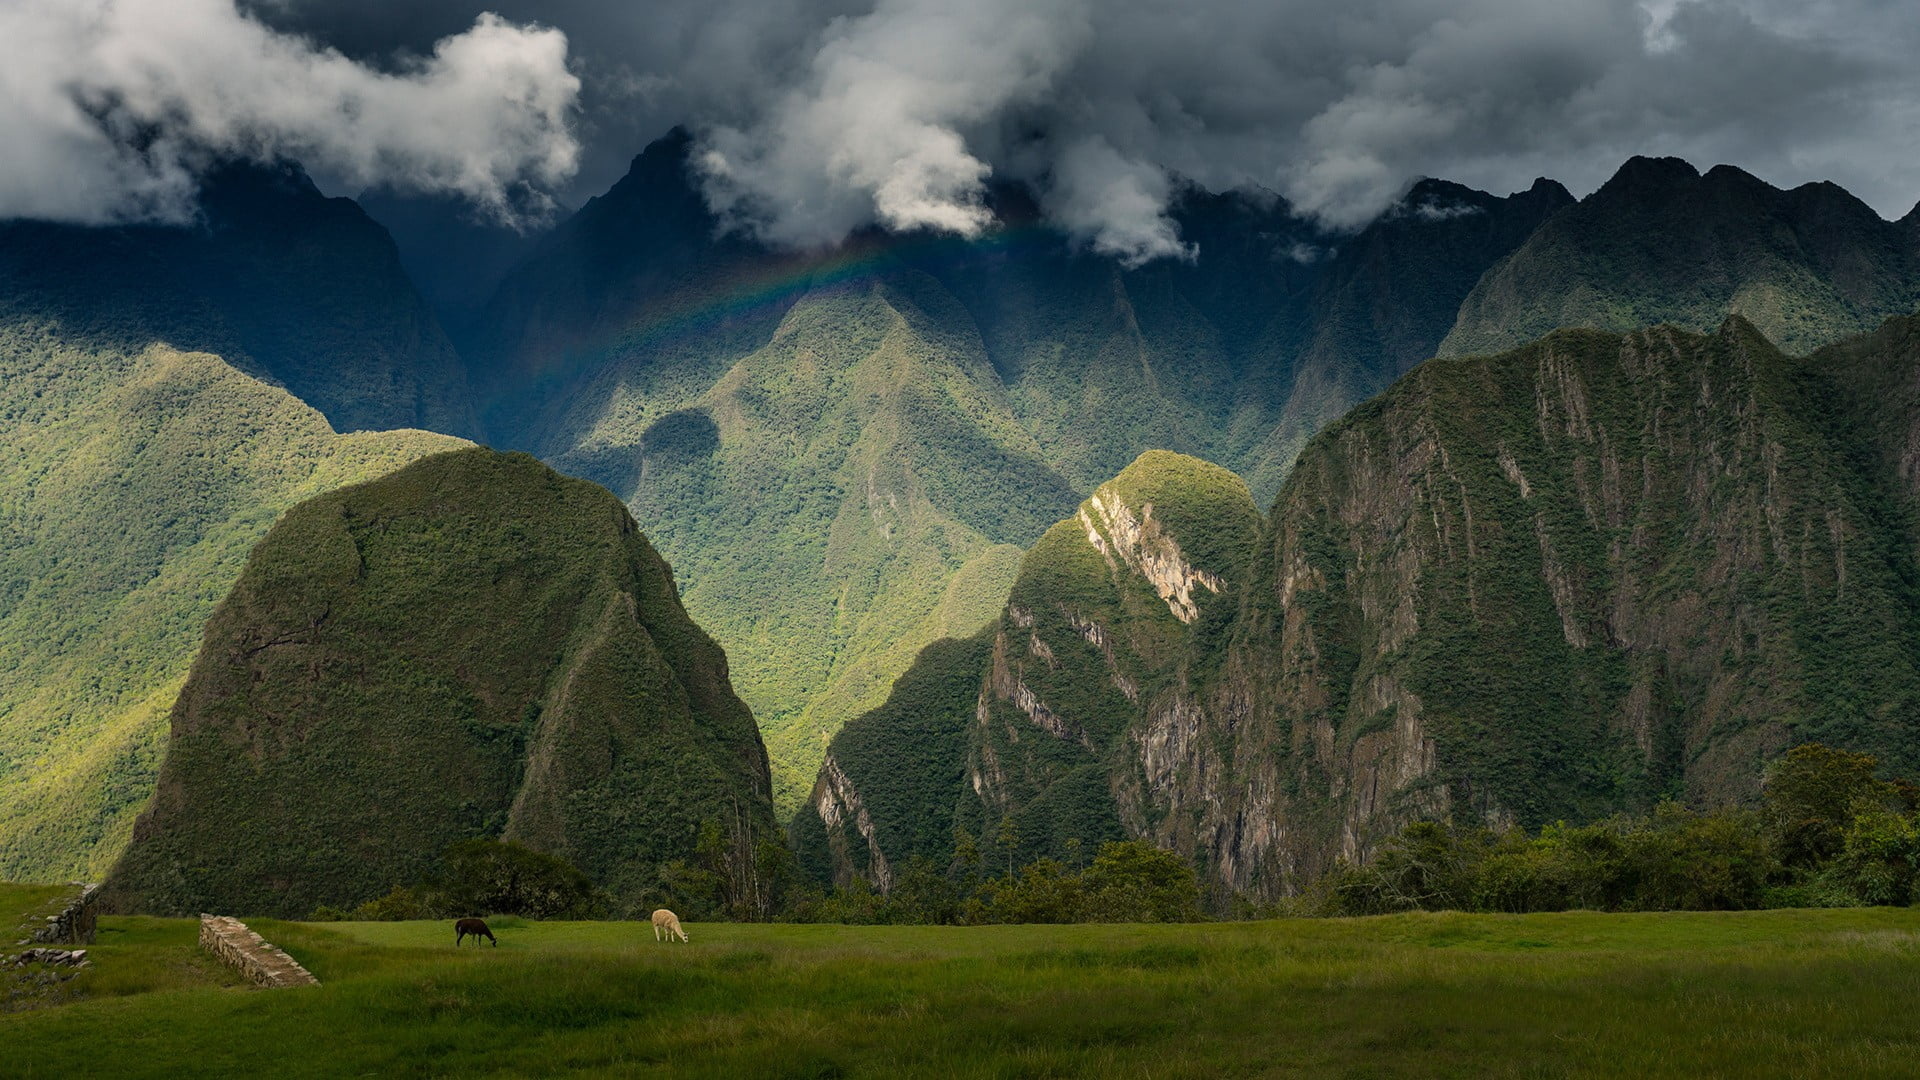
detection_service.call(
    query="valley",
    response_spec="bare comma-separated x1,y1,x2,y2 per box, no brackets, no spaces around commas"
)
4,129,1920,919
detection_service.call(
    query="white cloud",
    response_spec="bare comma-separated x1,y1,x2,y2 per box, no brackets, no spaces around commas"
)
695,0,1091,247
0,0,581,225
1041,136,1195,267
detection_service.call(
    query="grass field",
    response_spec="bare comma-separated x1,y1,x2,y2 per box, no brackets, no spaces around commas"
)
6,904,1920,1077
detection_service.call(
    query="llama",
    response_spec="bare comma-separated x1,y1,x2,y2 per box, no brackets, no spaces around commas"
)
651,908,687,943
454,917,497,947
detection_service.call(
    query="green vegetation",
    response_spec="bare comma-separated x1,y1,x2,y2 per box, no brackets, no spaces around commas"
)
575,276,1070,813
792,631,995,887
800,314,1920,904
9,907,1920,1075
1441,157,1920,359
104,449,775,918
471,133,1568,816
798,451,1263,884
1322,745,1920,915
792,840,1204,926
0,324,465,884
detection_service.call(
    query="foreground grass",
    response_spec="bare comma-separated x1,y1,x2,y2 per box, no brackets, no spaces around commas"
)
5,908,1920,1076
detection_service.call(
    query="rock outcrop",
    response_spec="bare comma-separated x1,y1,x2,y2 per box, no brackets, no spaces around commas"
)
106,448,775,917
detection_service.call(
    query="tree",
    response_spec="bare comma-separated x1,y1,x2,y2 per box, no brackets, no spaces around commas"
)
995,817,1021,879
1765,745,1890,867
432,840,599,919
1829,804,1920,905
1079,841,1204,922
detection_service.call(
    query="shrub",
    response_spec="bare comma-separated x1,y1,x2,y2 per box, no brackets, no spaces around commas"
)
1828,803,1920,906
1079,841,1204,923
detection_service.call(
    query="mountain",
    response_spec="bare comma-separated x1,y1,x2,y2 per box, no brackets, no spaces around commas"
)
355,189,551,349
0,324,465,883
798,315,1920,898
0,163,482,438
466,130,1570,813
105,449,774,918
1441,157,1920,358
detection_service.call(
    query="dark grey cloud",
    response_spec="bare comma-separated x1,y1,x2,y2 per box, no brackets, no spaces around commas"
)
16,1,1920,252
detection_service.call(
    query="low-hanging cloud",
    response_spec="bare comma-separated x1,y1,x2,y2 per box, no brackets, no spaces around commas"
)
0,0,581,226
22,0,1920,258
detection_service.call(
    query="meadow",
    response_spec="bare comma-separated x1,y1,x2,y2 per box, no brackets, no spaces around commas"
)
6,898,1920,1077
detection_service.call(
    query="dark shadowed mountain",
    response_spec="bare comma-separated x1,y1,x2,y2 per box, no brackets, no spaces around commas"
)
1442,157,1920,358
0,163,481,438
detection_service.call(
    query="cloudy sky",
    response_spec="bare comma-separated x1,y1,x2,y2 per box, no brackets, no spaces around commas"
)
5,0,1918,263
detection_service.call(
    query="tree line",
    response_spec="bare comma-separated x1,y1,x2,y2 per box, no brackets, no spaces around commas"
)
315,744,1920,924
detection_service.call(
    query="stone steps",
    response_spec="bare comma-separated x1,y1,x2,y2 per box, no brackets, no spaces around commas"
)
198,915,319,988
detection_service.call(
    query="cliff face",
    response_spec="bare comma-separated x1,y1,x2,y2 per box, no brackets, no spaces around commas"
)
798,316,1920,898
106,449,774,917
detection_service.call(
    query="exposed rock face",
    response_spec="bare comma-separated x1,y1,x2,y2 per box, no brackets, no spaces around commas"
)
1078,491,1226,624
811,754,894,892
798,316,1920,900
105,448,774,917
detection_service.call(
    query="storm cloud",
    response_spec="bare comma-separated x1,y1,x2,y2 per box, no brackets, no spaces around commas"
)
0,0,580,225
12,0,1920,256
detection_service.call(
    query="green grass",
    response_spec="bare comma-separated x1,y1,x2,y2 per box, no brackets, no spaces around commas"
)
7,908,1920,1076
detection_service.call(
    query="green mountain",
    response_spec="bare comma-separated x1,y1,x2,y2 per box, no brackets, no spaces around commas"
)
798,315,1920,899
468,132,1569,813
0,325,465,883
0,164,481,438
1441,157,1920,358
105,449,774,918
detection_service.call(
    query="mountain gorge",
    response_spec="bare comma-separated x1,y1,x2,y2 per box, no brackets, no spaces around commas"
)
801,314,1920,898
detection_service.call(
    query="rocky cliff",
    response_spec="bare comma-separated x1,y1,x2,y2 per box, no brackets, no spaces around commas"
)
798,316,1920,898
105,449,774,917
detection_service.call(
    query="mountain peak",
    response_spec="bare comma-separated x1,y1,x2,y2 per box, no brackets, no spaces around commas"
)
1595,155,1701,199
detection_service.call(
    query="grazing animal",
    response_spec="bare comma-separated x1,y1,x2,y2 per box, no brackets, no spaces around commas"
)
455,917,497,947
651,909,687,943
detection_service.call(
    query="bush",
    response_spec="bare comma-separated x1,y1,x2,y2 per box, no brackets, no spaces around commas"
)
979,859,1084,924
1079,841,1204,923
351,885,440,921
1828,803,1920,905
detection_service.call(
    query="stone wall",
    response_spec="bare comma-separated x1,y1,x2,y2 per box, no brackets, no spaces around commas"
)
24,883,99,946
197,915,319,988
